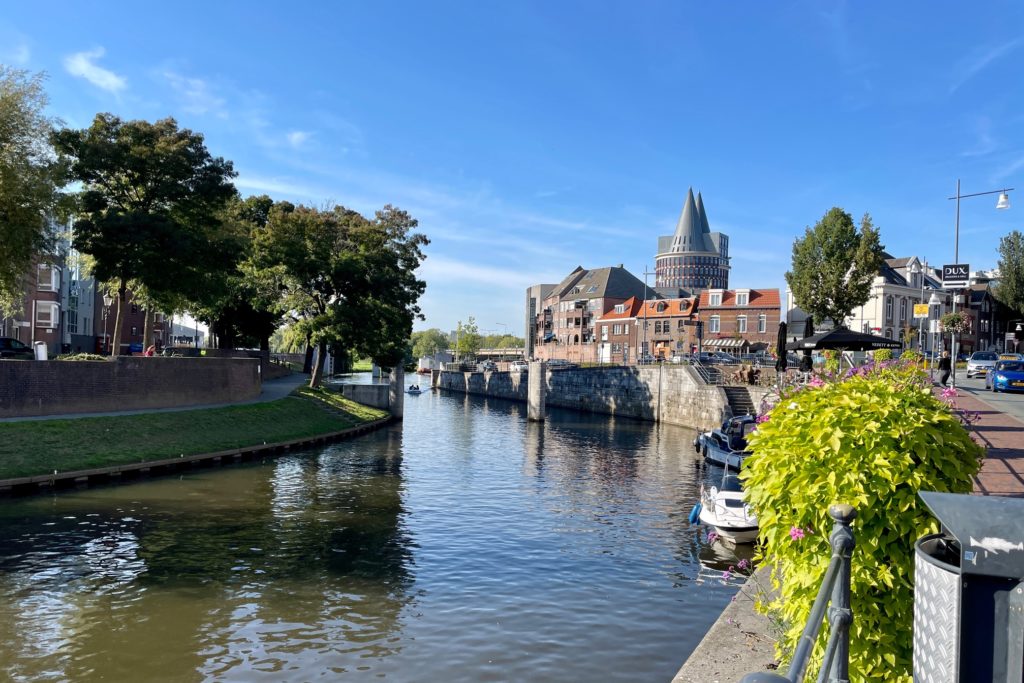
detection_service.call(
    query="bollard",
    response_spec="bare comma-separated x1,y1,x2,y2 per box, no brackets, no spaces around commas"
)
527,360,546,421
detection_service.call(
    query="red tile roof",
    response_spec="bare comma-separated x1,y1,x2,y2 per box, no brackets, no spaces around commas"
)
597,296,643,321
637,297,697,319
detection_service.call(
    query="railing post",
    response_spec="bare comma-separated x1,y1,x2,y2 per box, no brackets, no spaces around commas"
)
827,504,856,683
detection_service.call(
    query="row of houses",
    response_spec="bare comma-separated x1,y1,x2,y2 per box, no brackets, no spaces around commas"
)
0,235,202,357
525,265,781,363
786,254,1017,355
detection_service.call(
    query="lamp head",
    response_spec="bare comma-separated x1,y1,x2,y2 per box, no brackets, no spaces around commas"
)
102,295,113,307
997,192,1011,210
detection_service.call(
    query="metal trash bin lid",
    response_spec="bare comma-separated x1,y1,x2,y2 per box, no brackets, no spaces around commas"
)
920,491,1024,579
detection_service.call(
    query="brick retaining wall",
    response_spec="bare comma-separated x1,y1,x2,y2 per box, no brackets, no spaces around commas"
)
439,366,736,431
0,357,261,418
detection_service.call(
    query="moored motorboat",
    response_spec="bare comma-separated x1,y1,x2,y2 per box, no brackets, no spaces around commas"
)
692,415,755,470
693,473,759,544
406,384,424,395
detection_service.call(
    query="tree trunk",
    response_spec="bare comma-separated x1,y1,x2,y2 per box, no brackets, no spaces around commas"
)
309,340,327,389
111,279,126,356
142,308,155,349
302,333,314,373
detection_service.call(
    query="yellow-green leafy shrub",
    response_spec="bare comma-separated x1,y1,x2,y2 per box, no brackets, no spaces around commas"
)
872,348,892,362
742,361,983,681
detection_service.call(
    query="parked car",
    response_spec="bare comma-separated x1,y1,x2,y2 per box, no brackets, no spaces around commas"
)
477,360,497,372
509,360,529,372
711,352,741,365
547,359,578,371
986,359,1024,393
637,353,657,365
0,337,33,360
966,351,999,378
669,354,686,364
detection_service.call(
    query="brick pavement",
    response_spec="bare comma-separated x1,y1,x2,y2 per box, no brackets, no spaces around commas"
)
946,389,1024,497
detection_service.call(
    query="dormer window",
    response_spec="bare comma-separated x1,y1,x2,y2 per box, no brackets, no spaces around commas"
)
709,292,722,307
735,292,749,306
614,304,625,314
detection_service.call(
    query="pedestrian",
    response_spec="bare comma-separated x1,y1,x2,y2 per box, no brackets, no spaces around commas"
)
144,344,156,357
937,351,951,387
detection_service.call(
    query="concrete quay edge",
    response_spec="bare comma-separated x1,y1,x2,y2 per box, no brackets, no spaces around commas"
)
672,566,778,683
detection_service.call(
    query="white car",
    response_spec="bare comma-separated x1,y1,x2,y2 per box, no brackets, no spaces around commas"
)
510,360,529,372
966,351,999,378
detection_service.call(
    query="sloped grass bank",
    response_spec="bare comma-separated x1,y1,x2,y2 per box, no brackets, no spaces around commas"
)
0,390,388,480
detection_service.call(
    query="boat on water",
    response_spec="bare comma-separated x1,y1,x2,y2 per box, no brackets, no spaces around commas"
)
407,384,424,395
691,472,759,544
692,415,756,470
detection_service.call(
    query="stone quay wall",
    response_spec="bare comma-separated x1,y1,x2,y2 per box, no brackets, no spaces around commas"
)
438,365,740,431
0,357,261,418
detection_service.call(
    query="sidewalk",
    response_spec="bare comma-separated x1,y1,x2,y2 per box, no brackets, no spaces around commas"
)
0,373,310,423
941,385,1024,497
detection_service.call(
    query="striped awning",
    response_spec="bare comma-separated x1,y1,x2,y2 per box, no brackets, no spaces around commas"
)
704,338,748,348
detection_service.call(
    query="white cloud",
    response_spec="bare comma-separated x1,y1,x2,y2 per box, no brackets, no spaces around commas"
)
63,47,126,93
286,130,311,147
417,254,561,290
162,71,226,117
234,174,326,198
949,39,1023,95
990,154,1024,184
9,42,30,64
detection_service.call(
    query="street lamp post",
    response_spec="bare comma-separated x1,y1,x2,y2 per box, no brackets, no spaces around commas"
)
928,291,941,381
102,294,113,356
947,180,1012,388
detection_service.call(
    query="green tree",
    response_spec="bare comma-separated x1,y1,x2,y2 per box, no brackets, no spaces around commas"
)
0,67,67,316
455,317,482,358
480,333,524,349
785,208,885,327
411,328,449,358
994,230,1024,316
53,114,237,355
254,203,427,388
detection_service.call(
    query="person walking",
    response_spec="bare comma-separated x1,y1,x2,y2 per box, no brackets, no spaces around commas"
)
937,351,952,387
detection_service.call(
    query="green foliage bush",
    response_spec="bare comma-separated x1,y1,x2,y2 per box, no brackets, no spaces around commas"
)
900,349,922,363
822,349,840,374
742,361,983,681
55,353,108,361
872,348,893,362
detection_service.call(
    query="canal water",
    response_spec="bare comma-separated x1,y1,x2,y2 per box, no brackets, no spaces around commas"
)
0,380,751,682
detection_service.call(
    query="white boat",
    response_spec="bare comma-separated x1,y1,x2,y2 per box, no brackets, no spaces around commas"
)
692,415,755,471
696,473,759,544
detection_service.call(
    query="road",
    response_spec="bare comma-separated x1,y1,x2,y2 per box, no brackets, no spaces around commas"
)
951,371,1024,424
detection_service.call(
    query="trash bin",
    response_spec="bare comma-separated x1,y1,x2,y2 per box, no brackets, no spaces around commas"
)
33,341,47,361
914,491,1024,682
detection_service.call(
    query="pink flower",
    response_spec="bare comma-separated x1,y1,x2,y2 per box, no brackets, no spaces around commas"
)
808,376,825,387
706,531,719,544
737,559,750,570
756,413,771,424
941,386,958,399
790,526,805,541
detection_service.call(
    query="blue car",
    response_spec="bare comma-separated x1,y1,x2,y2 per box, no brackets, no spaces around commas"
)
986,360,1024,393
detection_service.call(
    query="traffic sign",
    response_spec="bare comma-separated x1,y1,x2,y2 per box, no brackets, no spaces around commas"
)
913,303,929,319
942,263,969,289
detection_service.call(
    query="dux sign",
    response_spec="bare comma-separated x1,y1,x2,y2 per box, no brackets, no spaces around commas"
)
942,263,970,289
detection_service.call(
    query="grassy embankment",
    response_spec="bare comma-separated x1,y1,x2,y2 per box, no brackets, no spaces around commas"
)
0,387,388,480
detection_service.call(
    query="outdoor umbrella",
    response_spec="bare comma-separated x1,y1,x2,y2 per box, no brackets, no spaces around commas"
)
775,321,788,372
786,326,902,352
800,316,814,372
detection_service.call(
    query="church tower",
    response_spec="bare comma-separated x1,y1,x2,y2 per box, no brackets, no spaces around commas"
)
654,188,730,293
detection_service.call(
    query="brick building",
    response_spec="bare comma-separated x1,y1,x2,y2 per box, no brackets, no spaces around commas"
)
634,297,699,360
594,297,643,363
697,288,780,353
654,188,730,293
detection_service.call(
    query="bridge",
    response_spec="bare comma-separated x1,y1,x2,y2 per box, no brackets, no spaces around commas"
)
474,347,526,359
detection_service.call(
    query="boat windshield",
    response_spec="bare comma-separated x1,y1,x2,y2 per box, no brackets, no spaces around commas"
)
720,474,743,493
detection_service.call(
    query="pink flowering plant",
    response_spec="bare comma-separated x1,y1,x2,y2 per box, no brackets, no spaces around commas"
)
741,358,983,681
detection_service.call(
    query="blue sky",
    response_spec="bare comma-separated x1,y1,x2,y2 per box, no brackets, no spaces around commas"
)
4,2,1024,336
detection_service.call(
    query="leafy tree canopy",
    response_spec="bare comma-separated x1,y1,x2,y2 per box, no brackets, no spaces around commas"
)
0,67,68,316
454,317,482,357
785,207,885,327
994,230,1024,317
411,328,450,358
254,203,427,387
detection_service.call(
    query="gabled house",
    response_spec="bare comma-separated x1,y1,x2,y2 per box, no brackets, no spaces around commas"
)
697,288,780,352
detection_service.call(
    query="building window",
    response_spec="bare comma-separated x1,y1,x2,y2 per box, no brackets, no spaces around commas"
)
131,326,138,337
899,298,907,322
614,304,625,314
601,325,608,341
737,315,747,333
612,343,622,354
37,264,58,292
710,315,720,333
709,293,722,306
613,324,623,335
758,314,767,333
68,309,78,334
35,302,59,327
678,320,686,330
885,296,894,321
735,292,749,306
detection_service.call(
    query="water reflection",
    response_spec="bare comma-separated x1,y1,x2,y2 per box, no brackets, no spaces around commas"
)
0,383,740,682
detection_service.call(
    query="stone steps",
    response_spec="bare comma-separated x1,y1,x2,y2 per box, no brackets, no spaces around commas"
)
722,386,756,417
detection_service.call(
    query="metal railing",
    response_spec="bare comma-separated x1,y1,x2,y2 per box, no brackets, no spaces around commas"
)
741,504,857,683
691,359,724,385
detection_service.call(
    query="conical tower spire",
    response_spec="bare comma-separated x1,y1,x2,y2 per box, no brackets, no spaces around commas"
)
695,192,711,234
670,188,702,253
